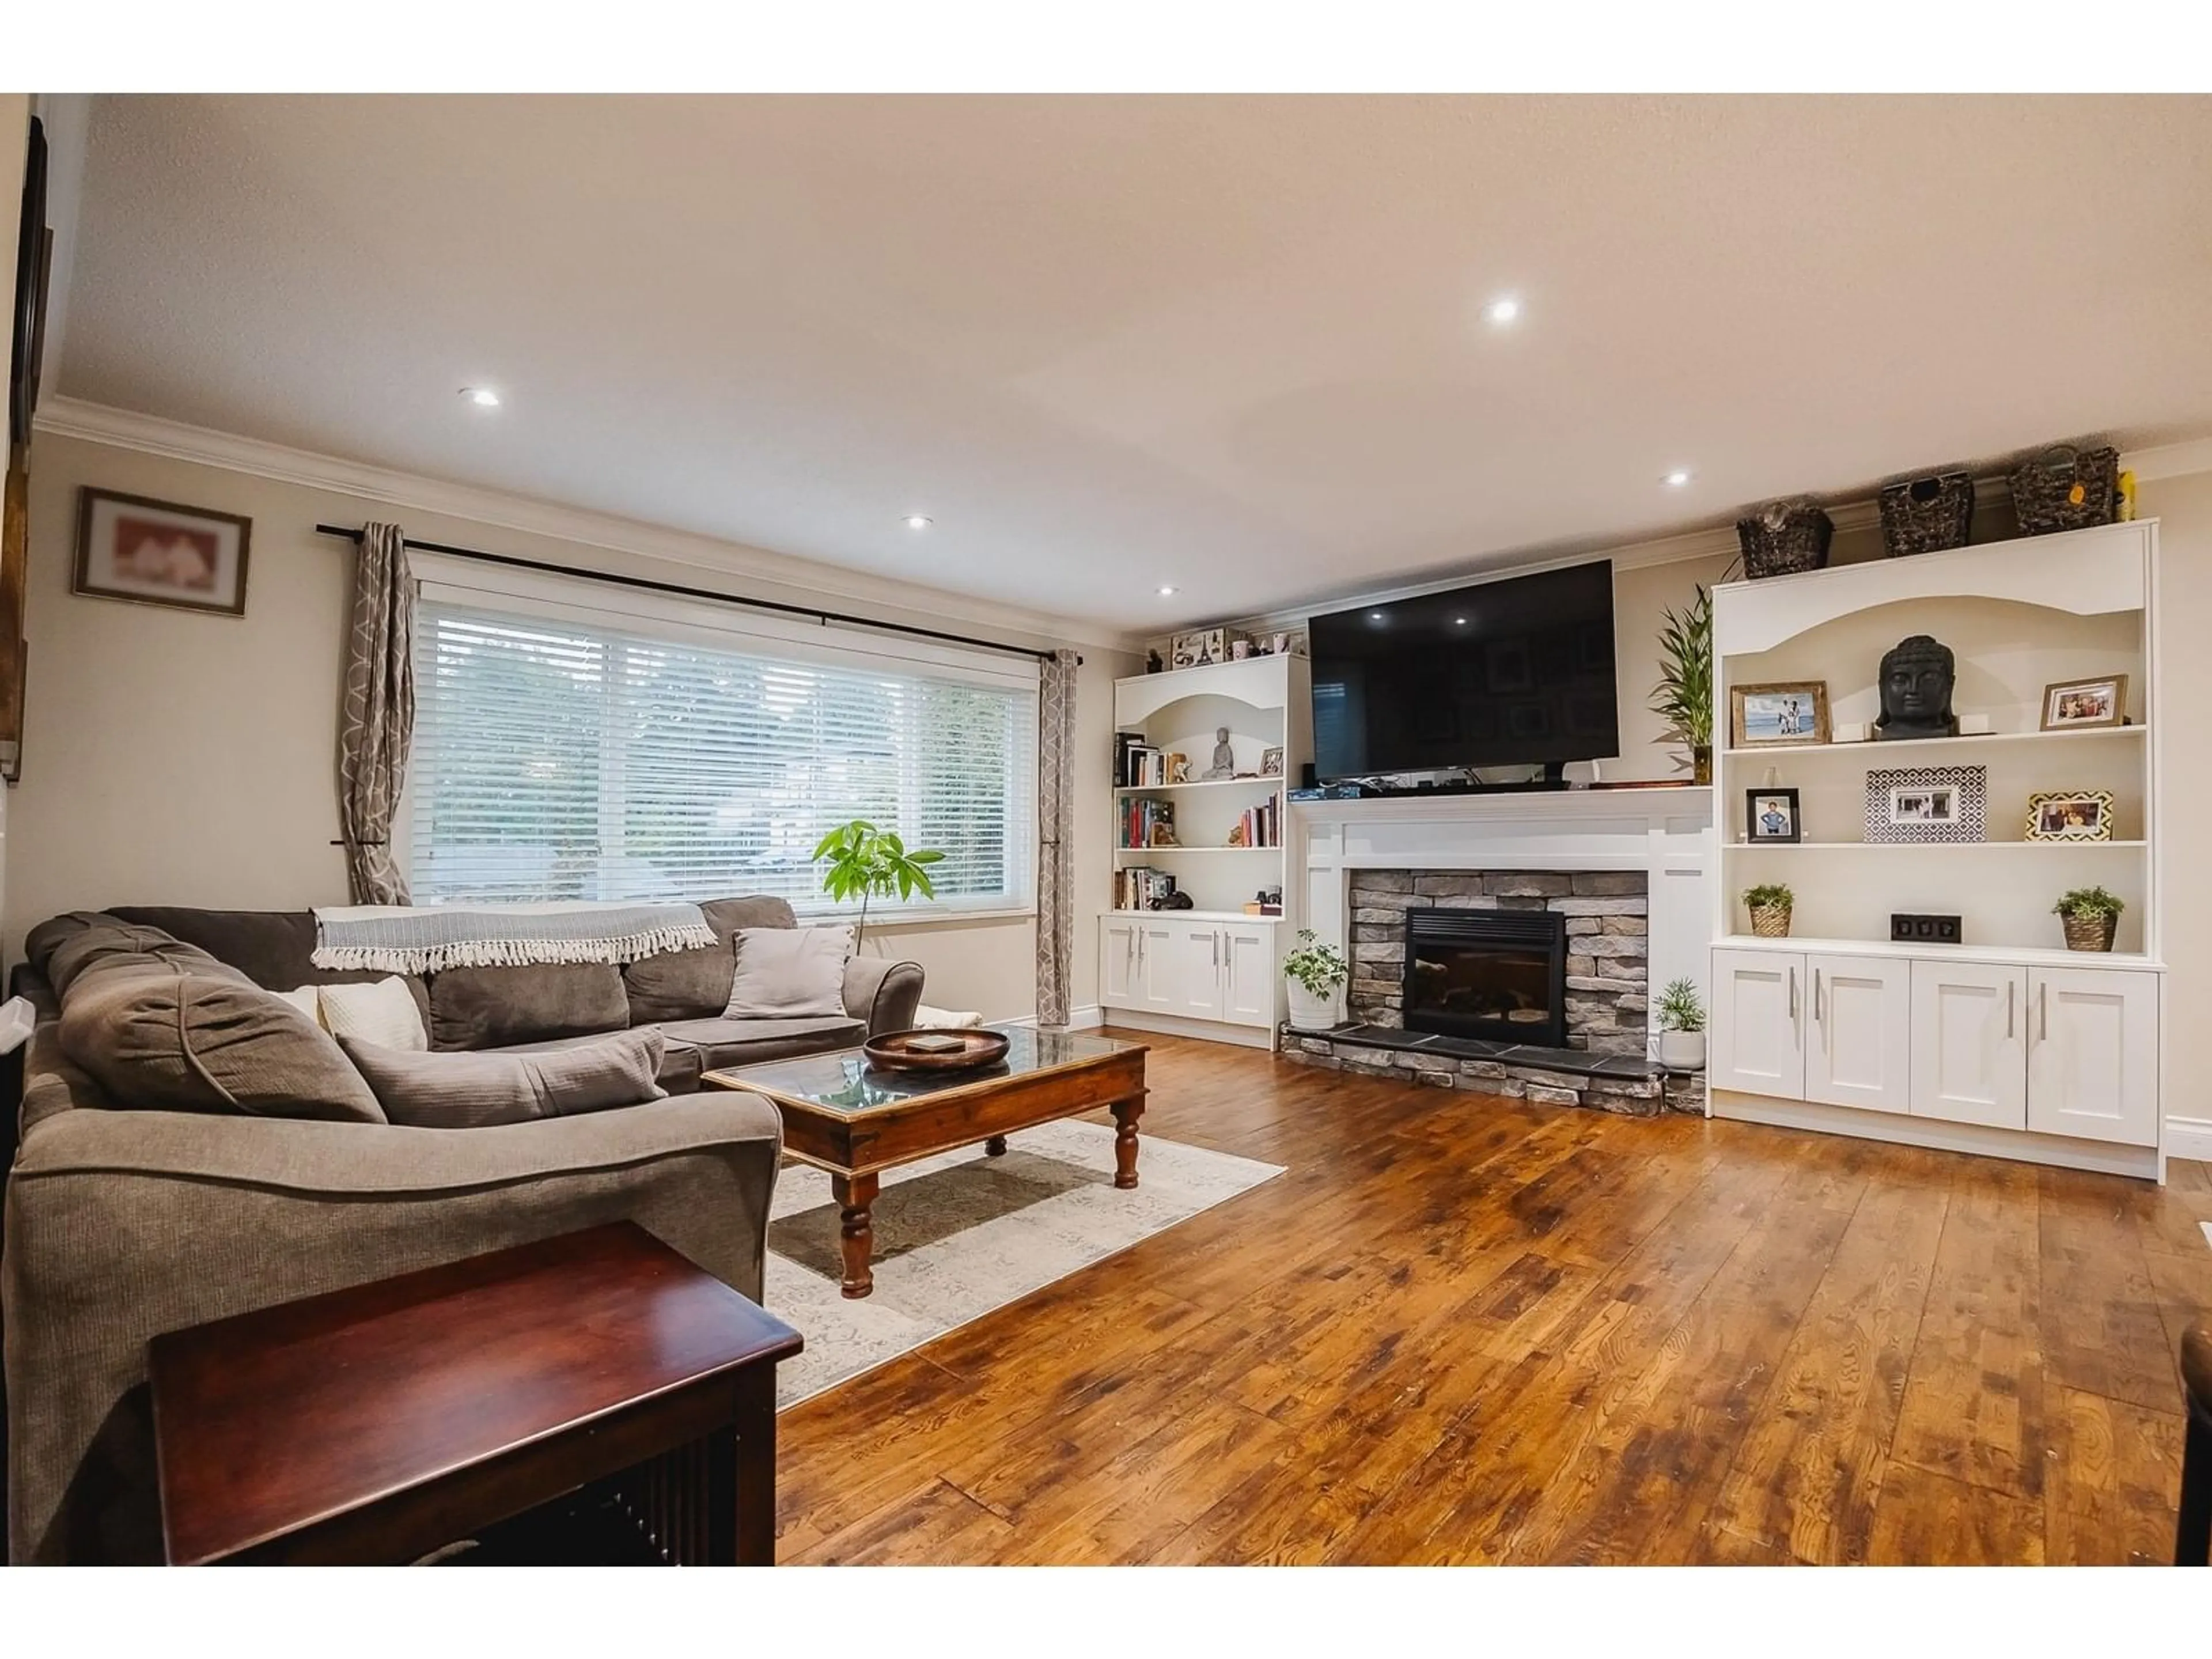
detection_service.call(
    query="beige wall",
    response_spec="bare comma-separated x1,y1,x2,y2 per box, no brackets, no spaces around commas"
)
2140,471,2212,1140
8,432,1137,1021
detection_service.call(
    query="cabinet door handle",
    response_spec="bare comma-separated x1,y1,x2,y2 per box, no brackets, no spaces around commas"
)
2006,978,2015,1040
1788,967,1798,1024
1813,968,1824,1025
2040,983,2049,1043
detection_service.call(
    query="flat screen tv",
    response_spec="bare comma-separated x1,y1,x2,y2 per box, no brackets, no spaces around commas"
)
1308,560,1619,779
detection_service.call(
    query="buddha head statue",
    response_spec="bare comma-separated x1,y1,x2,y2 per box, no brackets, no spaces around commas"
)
1876,635,1957,738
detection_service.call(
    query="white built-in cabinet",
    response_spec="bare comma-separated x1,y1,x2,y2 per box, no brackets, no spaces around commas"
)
1708,520,2168,1178
1098,915,1281,1045
1714,944,2160,1154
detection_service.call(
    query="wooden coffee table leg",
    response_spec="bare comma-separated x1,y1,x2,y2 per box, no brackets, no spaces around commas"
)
984,1135,1008,1157
831,1172,879,1299
1109,1099,1143,1190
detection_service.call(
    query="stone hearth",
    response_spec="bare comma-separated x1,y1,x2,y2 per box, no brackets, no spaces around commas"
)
1279,1025,1702,1117
1344,868,1650,1054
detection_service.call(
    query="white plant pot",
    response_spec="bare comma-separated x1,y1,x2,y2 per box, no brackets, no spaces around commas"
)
1658,1029,1706,1072
1286,981,1339,1032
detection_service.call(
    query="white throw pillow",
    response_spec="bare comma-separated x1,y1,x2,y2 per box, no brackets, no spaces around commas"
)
725,925,855,1019
318,976,429,1052
273,986,327,1028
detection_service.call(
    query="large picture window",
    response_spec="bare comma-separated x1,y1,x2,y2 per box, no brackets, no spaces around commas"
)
407,584,1038,918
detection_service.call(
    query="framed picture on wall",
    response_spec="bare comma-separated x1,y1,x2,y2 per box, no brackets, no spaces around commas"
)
73,488,252,617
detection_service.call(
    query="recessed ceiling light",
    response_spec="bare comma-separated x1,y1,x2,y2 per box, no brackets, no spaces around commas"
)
1663,469,1692,487
1157,585,1177,596
460,387,501,408
1484,297,1521,326
903,514,933,531
1455,617,1468,625
1370,611,1385,621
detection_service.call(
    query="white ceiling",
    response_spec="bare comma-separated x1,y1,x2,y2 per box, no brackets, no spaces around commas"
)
51,94,2212,630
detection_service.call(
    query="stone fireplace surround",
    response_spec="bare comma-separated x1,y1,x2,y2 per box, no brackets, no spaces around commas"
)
1285,867,1700,1116
1346,868,1651,1052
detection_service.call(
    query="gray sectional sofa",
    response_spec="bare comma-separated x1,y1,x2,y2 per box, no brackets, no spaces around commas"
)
2,894,922,1564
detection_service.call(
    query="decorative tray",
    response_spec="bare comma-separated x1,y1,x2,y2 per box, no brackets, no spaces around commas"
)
861,1028,1011,1074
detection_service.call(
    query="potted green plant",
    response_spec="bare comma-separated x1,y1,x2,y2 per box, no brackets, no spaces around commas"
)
2053,885,2123,953
1283,929,1350,1031
811,820,944,947
1655,977,1706,1071
1743,882,1794,938
1649,584,1714,785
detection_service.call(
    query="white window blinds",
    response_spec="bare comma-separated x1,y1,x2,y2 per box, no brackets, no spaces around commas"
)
407,585,1039,917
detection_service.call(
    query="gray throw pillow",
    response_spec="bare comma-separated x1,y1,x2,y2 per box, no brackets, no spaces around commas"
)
59,967,387,1124
340,1029,669,1128
725,925,855,1018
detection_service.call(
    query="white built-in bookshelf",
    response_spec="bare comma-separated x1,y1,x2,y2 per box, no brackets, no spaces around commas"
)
1100,653,1311,1048
1706,518,2169,1179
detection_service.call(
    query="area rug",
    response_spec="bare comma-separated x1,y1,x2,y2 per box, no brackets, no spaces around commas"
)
763,1121,1283,1408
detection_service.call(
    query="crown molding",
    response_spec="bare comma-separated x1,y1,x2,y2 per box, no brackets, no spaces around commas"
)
31,396,1145,655
2123,435,2212,483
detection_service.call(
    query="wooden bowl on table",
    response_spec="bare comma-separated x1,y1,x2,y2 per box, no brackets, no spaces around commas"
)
862,1029,1011,1074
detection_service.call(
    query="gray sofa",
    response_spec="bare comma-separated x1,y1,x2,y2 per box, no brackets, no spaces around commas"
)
2,894,922,1564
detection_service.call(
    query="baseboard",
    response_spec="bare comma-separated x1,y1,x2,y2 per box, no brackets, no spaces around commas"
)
1003,1005,1105,1033
1093,1009,1275,1050
1711,1089,2161,1181
2163,1117,2212,1167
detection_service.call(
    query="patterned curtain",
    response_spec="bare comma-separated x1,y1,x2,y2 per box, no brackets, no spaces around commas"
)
1035,648,1079,1026
338,522,416,904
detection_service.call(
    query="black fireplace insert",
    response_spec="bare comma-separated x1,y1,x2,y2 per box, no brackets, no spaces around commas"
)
1402,908,1569,1047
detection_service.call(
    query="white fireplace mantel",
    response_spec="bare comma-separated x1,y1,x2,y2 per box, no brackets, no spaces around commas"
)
1288,785,1716,1045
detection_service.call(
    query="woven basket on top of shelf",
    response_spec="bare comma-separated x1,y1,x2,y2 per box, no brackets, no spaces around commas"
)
1877,472,1975,557
1736,502,1834,580
2009,445,2120,536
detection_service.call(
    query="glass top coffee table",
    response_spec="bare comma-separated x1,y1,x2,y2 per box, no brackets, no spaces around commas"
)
702,1027,1148,1300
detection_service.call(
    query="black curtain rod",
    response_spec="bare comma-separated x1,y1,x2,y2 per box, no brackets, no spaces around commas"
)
312,524,1074,665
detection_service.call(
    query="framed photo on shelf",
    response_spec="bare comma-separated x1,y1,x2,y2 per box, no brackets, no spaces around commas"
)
1864,764,1987,844
2038,675,2128,731
1745,786,1801,843
2025,789,2115,843
1260,745,1284,777
73,488,252,617
1729,680,1830,748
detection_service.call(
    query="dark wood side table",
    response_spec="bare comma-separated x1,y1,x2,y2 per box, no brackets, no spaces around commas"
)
149,1223,801,1565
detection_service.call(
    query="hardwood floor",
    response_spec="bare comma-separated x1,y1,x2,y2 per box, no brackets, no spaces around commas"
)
774,1031,2211,1565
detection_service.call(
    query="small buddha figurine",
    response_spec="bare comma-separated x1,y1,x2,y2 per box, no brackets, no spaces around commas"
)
1203,726,1236,779
1876,635,1958,740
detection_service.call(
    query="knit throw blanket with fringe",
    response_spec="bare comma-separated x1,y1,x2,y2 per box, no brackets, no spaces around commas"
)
311,901,716,974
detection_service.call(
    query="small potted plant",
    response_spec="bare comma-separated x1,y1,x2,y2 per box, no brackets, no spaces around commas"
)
1283,929,1350,1031
2053,885,2123,953
1655,977,1706,1071
1743,882,1794,938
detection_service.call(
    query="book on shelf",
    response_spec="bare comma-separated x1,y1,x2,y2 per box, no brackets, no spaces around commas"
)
1229,797,1279,849
1121,797,1176,849
1112,866,1177,911
1114,731,1172,789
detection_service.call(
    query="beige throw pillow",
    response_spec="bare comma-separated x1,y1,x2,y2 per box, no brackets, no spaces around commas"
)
725,925,855,1019
318,976,429,1051
274,986,326,1026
